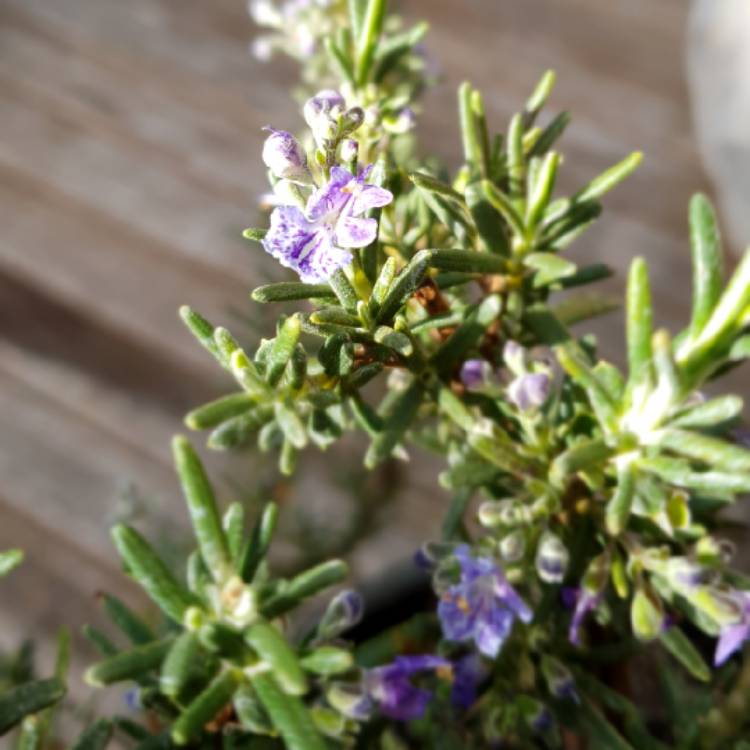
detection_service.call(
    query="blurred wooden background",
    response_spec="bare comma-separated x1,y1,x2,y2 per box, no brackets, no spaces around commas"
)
0,0,739,715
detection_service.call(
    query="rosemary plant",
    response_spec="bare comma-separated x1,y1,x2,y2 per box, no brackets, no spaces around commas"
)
4,1,750,748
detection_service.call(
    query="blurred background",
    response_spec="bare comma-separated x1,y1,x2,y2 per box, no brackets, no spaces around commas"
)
1,0,749,717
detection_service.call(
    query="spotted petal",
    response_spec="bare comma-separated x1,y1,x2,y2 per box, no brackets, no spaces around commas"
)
352,184,393,215
263,205,348,283
335,216,378,248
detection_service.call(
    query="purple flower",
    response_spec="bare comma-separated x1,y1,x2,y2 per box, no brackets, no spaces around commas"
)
460,359,493,391
262,166,392,282
438,545,532,658
563,587,601,647
450,652,486,709
304,90,346,144
262,128,309,183
715,591,750,666
508,372,550,411
365,655,450,721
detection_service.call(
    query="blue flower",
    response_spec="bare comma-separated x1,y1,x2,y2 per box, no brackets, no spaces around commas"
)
715,590,750,666
365,655,450,721
438,545,532,658
262,166,393,283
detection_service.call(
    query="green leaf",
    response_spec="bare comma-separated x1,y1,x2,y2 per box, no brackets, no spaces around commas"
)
506,113,525,202
0,548,23,577
482,180,525,237
111,524,199,623
688,194,724,338
526,151,559,228
557,345,618,432
525,69,556,119
299,647,353,676
578,696,637,750
85,638,174,687
376,249,432,322
458,82,487,174
550,438,610,487
161,632,220,704
348,0,367,41
207,405,274,449
606,463,635,536
429,248,504,274
651,428,750,474
524,251,575,288
639,456,750,494
70,719,114,750
242,228,267,243
252,282,336,303
659,627,710,682
574,152,642,202
631,588,663,641
0,679,65,736
245,622,308,696
431,294,501,374
528,111,571,158
173,436,231,584
101,594,154,646
185,393,255,431
223,502,245,565
670,395,743,429
179,306,224,368
275,402,308,450
171,670,239,745
355,0,386,85
626,257,654,391
239,502,279,584
261,560,348,619
268,315,302,386
364,380,423,467
465,182,510,256
250,673,328,750
324,37,355,86
552,293,619,326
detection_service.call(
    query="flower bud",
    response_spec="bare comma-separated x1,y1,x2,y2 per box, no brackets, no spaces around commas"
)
460,359,494,390
498,530,526,563
326,682,373,720
383,107,417,134
508,372,550,411
478,499,516,528
318,589,363,639
340,138,359,163
541,656,579,702
535,531,569,583
342,106,365,135
303,89,345,145
630,588,665,641
262,128,309,182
